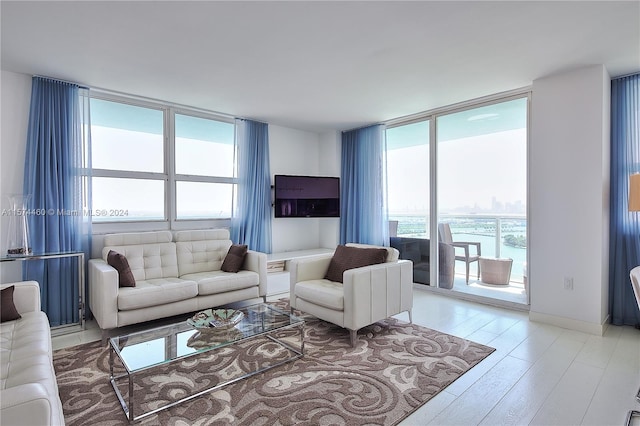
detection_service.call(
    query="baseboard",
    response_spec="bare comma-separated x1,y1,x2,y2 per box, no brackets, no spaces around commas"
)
415,283,530,312
529,311,609,336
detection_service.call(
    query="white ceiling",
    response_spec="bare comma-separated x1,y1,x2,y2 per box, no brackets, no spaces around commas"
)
1,1,639,132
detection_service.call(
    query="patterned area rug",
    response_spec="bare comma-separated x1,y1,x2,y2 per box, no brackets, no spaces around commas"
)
53,302,495,425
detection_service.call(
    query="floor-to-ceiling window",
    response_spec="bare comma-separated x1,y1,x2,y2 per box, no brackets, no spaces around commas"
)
386,120,438,285
386,93,529,306
437,96,528,304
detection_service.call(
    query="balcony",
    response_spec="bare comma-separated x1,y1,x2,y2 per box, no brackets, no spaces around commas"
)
390,214,528,306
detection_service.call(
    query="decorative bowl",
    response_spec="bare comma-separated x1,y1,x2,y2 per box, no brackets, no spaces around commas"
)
187,308,244,332
187,327,245,348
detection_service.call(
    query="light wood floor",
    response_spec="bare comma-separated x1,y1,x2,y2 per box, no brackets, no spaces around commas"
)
403,288,640,426
52,286,640,426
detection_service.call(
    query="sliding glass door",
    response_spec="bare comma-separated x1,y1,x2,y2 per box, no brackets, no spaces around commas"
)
386,120,440,286
386,94,529,305
437,97,528,303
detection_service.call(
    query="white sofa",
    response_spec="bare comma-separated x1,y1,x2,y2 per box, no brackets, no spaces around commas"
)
89,229,267,334
289,243,413,346
0,280,65,426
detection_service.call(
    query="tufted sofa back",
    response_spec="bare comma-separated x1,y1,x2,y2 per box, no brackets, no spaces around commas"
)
101,231,178,281
174,229,233,276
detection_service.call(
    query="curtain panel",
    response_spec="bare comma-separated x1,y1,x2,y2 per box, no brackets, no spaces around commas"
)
340,124,389,246
23,77,92,326
609,73,640,326
231,119,272,254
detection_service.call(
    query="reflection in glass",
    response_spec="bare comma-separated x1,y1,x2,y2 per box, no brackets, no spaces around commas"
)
120,338,165,371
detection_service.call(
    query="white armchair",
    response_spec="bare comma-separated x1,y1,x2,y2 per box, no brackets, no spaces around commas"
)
289,243,413,346
627,266,640,426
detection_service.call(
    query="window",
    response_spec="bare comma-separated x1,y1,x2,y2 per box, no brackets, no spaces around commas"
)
175,113,234,177
92,177,165,221
175,181,233,219
174,113,235,220
90,98,166,222
89,96,236,224
386,120,430,238
437,97,528,283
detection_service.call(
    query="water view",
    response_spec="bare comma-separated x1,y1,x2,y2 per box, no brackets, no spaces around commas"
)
390,214,527,282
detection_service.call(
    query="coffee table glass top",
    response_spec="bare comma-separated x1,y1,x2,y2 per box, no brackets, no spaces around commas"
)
110,303,302,372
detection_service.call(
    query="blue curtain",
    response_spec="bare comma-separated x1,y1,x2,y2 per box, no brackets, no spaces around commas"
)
609,73,640,326
23,77,91,326
231,119,272,253
340,124,389,245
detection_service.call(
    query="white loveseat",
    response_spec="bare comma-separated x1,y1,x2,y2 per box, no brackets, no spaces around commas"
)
289,243,413,346
0,280,65,426
89,229,267,335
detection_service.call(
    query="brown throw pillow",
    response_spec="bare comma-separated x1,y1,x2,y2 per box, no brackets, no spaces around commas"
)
325,245,388,283
221,244,248,273
1,285,22,322
107,250,136,287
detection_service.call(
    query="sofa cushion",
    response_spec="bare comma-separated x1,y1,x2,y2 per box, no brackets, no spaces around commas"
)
107,250,136,287
117,278,198,311
1,286,21,323
325,245,388,283
295,279,344,310
0,310,65,426
176,239,231,276
181,271,259,296
0,311,51,357
174,229,230,243
103,242,179,281
103,230,173,246
0,311,53,384
221,244,248,273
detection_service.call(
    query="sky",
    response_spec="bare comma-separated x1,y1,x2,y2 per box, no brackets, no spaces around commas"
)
386,97,527,215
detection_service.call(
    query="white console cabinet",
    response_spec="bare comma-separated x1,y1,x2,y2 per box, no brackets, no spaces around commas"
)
266,248,334,296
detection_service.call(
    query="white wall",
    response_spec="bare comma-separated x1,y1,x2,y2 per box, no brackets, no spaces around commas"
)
0,70,31,282
318,130,341,248
269,125,339,253
529,65,610,334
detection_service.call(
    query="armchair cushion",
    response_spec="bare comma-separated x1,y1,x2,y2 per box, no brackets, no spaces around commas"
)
324,245,388,283
1,286,21,322
295,279,344,310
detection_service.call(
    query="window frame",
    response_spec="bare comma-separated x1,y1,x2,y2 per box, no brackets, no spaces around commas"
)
88,92,236,234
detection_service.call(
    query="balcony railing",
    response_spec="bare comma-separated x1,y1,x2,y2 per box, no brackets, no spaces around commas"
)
390,213,527,283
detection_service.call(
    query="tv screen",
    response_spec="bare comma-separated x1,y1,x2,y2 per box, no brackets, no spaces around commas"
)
274,175,340,218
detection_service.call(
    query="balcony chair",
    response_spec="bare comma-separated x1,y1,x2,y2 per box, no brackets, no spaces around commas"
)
289,243,413,347
626,266,640,426
390,237,455,289
438,223,481,284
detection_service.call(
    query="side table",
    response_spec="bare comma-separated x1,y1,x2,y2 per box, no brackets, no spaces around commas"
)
0,251,85,335
479,257,513,285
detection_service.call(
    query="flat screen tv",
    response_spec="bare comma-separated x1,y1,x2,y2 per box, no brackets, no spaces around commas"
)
274,175,340,218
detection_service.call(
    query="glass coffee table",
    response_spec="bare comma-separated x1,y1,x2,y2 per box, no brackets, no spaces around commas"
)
109,303,304,423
